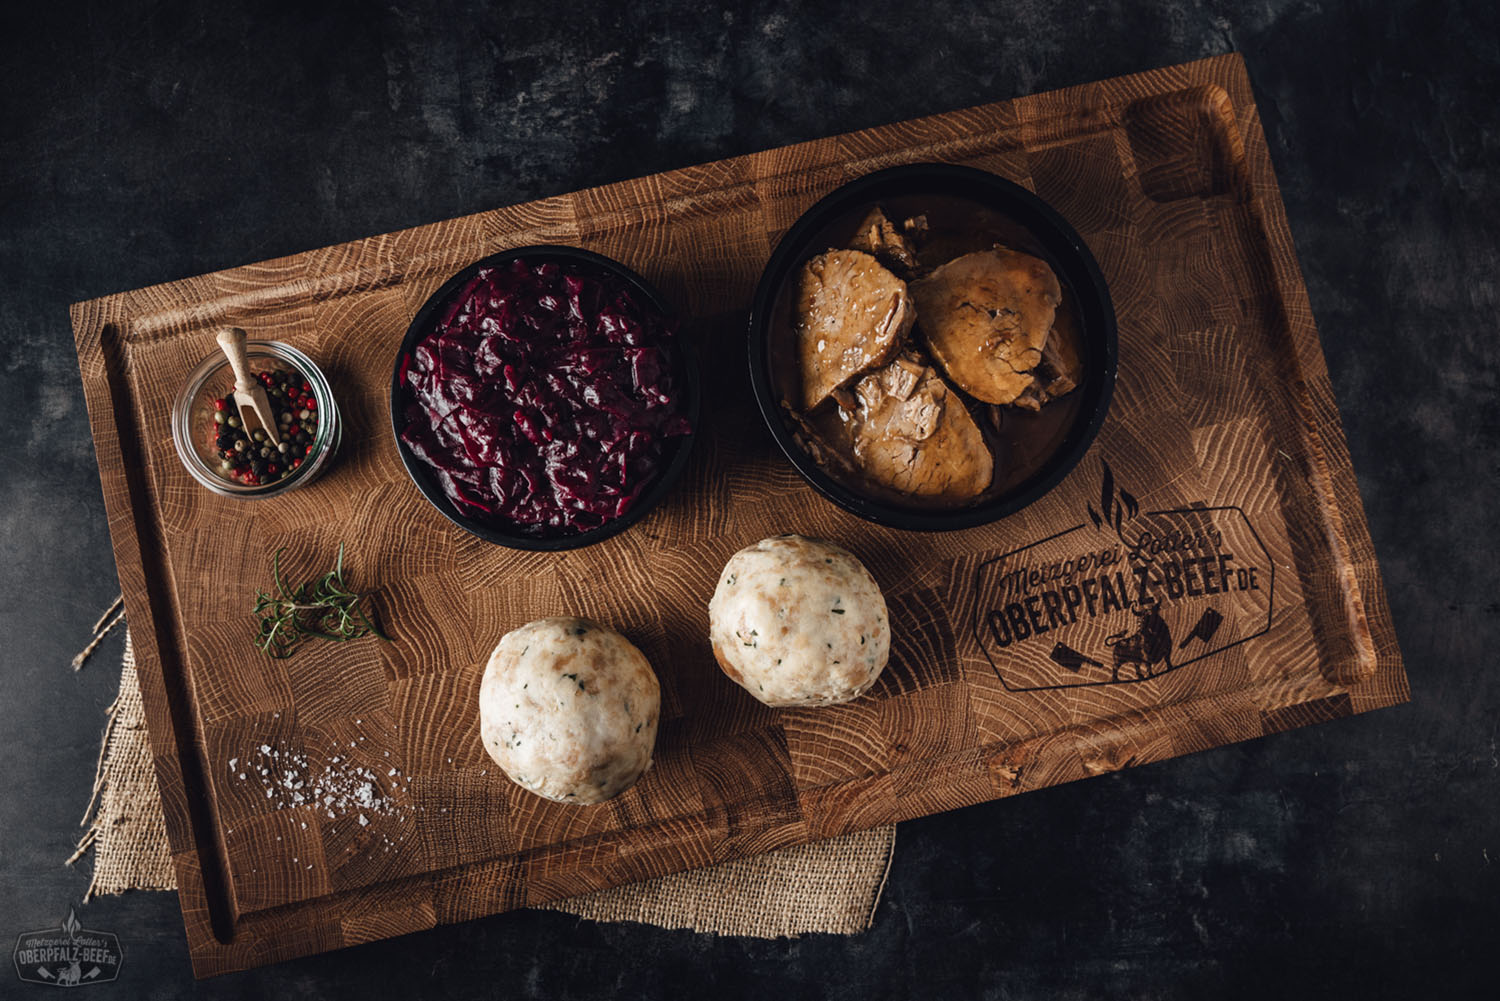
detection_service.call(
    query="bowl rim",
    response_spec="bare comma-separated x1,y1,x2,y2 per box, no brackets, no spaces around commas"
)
389,244,700,552
172,340,340,498
745,162,1118,532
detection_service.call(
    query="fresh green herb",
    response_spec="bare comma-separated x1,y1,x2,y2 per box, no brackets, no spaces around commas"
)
252,544,390,659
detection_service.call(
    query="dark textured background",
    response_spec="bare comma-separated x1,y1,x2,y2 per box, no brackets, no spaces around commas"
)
3,1,1497,997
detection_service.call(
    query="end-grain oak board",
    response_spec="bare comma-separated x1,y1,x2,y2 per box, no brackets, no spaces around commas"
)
71,54,1407,976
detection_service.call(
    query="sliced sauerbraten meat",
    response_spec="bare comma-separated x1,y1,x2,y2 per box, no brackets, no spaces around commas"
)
1012,301,1084,412
910,247,1062,406
826,351,993,502
792,249,914,411
847,207,922,276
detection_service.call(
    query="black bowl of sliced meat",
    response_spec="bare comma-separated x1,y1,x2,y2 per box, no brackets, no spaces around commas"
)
392,246,698,550
747,163,1117,531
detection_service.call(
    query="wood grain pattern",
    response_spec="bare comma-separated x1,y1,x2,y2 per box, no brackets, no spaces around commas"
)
69,54,1408,977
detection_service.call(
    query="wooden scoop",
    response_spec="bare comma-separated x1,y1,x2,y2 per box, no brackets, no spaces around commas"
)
215,327,281,447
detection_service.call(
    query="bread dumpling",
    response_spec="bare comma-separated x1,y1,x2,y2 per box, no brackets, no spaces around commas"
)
709,535,889,707
479,617,659,804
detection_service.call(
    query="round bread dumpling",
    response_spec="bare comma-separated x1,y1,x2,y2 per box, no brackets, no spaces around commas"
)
479,617,660,804
709,535,890,707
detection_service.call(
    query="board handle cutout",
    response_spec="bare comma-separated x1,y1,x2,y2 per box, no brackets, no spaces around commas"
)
1125,85,1250,203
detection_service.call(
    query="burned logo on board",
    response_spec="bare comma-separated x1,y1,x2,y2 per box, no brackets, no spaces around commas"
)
973,460,1274,691
12,909,122,987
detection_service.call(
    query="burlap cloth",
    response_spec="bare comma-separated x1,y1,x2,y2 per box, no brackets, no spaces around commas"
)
72,631,895,937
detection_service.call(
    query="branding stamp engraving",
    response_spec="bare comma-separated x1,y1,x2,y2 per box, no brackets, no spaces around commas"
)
974,461,1274,692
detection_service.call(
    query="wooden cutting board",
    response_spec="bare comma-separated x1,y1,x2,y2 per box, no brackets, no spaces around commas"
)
70,53,1407,977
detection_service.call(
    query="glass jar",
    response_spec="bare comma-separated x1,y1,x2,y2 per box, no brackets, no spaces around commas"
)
171,340,341,498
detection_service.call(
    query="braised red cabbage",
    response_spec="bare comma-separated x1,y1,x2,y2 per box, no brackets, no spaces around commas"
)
400,258,691,536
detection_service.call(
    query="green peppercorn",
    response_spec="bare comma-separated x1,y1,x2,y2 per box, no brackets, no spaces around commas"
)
213,411,226,425
226,416,241,429
234,440,247,452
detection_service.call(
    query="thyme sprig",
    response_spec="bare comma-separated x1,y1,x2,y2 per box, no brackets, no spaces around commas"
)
252,544,390,659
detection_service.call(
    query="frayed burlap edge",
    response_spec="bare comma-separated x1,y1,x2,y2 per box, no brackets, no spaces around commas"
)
71,629,894,937
68,631,175,898
539,825,894,935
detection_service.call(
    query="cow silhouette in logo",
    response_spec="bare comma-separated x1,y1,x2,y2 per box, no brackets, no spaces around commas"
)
1105,597,1173,681
57,959,82,986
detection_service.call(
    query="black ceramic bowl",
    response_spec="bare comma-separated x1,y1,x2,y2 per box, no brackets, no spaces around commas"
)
391,245,699,551
747,163,1117,531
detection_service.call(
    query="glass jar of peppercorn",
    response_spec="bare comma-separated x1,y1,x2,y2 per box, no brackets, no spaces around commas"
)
172,340,341,498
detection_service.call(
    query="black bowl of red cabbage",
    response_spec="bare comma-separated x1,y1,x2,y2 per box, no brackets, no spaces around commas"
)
391,246,698,549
